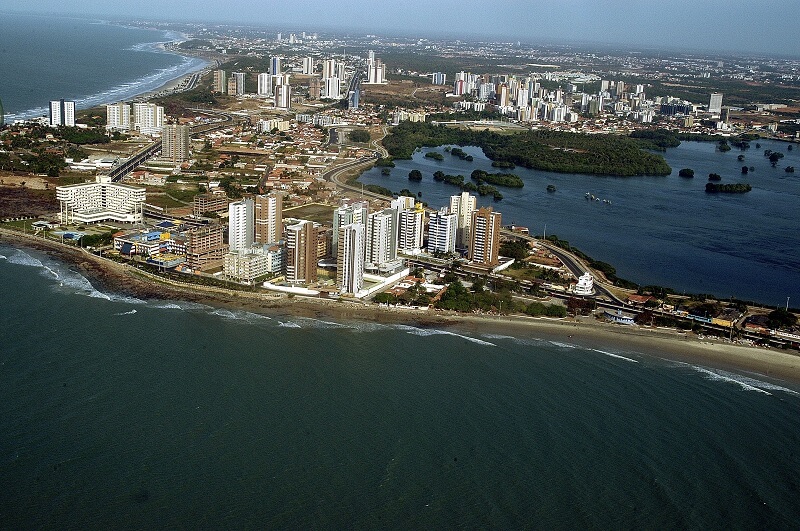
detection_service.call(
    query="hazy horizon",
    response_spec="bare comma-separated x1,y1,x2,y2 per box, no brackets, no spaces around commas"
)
5,0,800,57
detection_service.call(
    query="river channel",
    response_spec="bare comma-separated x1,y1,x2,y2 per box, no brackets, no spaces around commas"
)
357,138,800,307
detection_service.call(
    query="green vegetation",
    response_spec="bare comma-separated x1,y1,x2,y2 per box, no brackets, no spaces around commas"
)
375,157,395,167
708,173,722,181
348,129,371,143
768,308,798,329
408,169,423,182
524,302,568,317
432,171,503,199
705,183,752,193
449,147,473,161
629,129,682,150
424,151,444,161
470,169,524,188
381,168,391,176
678,168,694,178
491,161,516,169
383,121,671,176
717,140,731,152
499,240,529,260
435,278,520,313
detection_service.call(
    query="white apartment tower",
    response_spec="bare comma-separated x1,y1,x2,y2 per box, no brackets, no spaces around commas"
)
709,92,723,114
332,201,368,256
427,207,457,254
162,124,190,162
57,175,145,224
257,73,271,96
228,198,254,252
322,59,337,80
397,204,425,254
233,72,246,95
337,223,365,295
49,99,75,127
365,209,398,267
302,57,314,75
106,102,131,132
275,84,292,109
132,103,164,135
324,77,341,99
449,192,477,249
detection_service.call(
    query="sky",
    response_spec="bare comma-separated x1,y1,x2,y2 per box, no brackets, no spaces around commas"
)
7,0,800,56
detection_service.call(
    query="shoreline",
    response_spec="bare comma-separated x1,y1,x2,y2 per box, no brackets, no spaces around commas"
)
2,227,799,386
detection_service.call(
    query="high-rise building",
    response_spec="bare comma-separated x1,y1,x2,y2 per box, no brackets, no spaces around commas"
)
449,192,476,249
337,223,365,295
432,72,447,85
427,207,457,254
270,56,282,75
365,209,398,267
233,72,246,95
275,84,292,109
322,59,337,80
49,99,75,127
161,124,190,162
285,220,318,285
193,192,228,217
228,198,254,252
308,77,321,100
257,73,271,96
709,92,723,114
227,77,238,96
302,57,314,75
213,69,227,94
324,77,341,99
0,97,4,127
255,193,282,245
186,225,228,271
106,102,131,132
469,207,501,267
132,103,164,135
332,201,368,256
397,204,425,254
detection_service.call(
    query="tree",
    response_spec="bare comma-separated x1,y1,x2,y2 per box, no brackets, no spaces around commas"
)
767,308,797,329
348,129,371,143
708,173,722,181
678,168,694,178
741,166,749,174
408,169,422,182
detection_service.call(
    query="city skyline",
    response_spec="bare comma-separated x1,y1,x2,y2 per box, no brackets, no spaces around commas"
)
5,1,800,56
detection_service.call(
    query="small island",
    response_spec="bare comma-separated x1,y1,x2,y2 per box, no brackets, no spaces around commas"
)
705,182,752,193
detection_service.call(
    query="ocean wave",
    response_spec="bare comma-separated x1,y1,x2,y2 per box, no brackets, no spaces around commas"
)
114,309,138,316
277,321,303,328
591,348,639,363
393,324,496,346
8,54,209,120
209,308,272,324
549,341,578,349
674,361,799,396
481,334,552,347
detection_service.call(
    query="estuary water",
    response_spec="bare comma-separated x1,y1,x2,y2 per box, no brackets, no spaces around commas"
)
358,138,800,307
0,12,207,120
1,244,800,528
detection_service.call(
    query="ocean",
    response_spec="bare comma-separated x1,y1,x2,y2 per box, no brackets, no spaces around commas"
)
2,244,799,528
358,138,800,307
0,12,208,120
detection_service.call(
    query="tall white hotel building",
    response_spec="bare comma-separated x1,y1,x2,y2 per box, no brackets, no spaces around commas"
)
337,223,365,295
228,198,254,252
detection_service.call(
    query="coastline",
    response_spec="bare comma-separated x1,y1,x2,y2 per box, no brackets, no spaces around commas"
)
3,227,799,386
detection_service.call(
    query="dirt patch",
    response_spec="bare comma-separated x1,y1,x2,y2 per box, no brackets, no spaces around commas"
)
0,187,58,218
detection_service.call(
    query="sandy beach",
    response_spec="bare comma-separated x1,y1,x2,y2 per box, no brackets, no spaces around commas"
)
2,227,799,385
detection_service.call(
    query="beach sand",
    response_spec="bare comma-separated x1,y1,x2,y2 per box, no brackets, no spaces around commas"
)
3,227,799,386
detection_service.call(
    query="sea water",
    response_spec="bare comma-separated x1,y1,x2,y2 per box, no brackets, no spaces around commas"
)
0,12,207,120
1,244,799,528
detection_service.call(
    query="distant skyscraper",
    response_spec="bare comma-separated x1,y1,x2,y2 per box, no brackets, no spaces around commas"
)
285,220,317,285
709,92,723,114
270,56,282,76
257,73,271,96
49,99,75,127
337,223,365,295
213,69,227,94
427,207,457,254
233,72,246,95
449,192,477,249
302,57,314,75
132,103,164,135
161,124,190,162
228,198,254,252
106,102,131,132
324,77,341,99
432,72,446,85
275,84,292,109
469,207,501,267
255,193,282,245
322,59,337,80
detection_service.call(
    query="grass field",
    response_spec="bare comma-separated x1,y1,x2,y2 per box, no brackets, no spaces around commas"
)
283,202,335,224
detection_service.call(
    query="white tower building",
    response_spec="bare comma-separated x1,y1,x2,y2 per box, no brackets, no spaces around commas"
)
228,198,254,252
449,192,477,249
337,223,365,295
106,102,131,132
427,207,457,254
49,99,75,127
